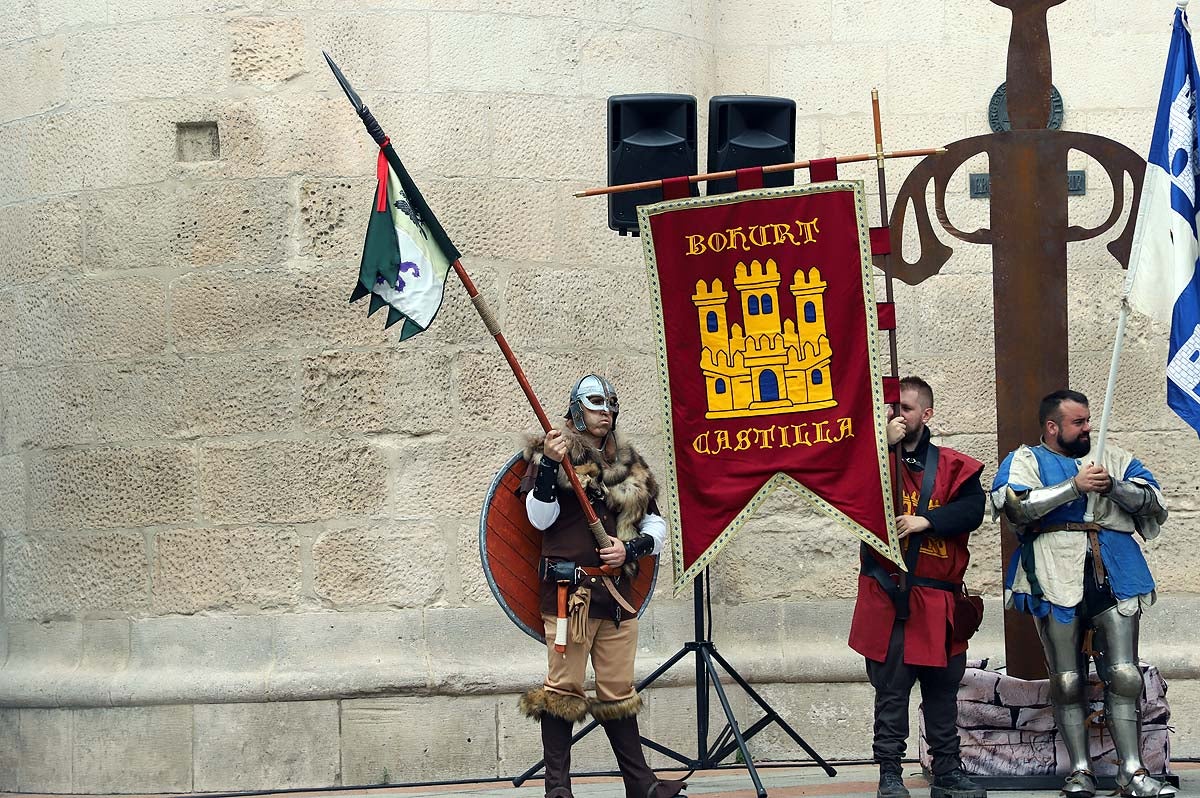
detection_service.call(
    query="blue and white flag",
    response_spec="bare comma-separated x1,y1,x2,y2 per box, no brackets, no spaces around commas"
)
1127,6,1200,436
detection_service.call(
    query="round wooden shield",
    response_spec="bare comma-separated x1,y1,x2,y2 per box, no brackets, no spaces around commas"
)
479,452,659,644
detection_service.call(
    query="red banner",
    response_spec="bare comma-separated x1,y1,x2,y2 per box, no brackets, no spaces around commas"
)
637,182,902,592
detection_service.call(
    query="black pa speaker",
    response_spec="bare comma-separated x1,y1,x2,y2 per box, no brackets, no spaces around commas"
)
607,94,698,236
706,95,796,196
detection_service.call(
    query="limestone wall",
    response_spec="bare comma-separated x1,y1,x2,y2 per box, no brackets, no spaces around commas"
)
1,0,1198,792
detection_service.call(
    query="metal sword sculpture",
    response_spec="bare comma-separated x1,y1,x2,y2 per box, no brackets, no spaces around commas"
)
323,52,620,553
887,0,1146,678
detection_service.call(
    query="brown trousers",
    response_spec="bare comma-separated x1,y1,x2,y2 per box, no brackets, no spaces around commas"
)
541,613,638,703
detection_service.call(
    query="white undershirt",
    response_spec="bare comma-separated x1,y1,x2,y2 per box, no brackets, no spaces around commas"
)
525,492,667,555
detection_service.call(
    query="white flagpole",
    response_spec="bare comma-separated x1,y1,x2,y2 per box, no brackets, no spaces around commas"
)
1084,1,1186,518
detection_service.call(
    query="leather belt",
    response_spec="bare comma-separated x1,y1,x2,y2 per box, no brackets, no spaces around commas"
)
576,566,639,615
1032,523,1106,587
1039,522,1101,533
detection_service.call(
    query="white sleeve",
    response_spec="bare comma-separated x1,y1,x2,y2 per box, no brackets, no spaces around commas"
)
525,492,560,531
639,512,668,555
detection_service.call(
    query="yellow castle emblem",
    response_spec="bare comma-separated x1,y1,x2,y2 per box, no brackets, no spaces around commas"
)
692,258,836,419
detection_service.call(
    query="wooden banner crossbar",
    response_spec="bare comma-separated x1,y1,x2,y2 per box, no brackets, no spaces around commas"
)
574,147,945,198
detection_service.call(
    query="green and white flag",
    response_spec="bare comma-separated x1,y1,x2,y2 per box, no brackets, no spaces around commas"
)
351,143,458,341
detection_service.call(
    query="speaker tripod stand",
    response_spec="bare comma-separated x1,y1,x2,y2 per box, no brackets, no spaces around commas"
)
512,568,837,798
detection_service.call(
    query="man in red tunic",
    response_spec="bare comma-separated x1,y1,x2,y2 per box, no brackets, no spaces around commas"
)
849,377,987,798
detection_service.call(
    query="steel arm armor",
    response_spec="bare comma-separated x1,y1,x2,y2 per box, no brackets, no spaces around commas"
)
1000,479,1080,525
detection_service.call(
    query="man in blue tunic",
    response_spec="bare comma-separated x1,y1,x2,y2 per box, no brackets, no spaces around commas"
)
991,390,1172,798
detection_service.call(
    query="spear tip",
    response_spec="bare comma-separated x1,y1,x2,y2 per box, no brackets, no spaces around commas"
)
323,50,364,113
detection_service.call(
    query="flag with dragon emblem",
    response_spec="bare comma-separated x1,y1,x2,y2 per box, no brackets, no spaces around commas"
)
352,141,455,341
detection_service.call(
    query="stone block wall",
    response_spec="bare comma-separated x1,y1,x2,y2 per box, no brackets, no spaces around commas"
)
1,0,1197,792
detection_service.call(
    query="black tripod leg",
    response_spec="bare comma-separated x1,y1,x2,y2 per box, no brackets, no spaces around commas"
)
701,645,767,798
709,646,837,777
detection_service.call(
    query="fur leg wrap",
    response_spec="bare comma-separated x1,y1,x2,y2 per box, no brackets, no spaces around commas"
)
588,693,643,722
519,687,589,723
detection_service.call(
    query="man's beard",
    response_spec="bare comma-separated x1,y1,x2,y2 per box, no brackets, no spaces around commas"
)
1058,430,1091,458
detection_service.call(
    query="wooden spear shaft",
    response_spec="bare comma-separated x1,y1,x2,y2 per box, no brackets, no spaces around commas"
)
574,147,946,198
451,261,614,549
322,51,615,551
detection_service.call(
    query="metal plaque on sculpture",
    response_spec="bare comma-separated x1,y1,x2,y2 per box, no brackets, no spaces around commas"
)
637,182,901,592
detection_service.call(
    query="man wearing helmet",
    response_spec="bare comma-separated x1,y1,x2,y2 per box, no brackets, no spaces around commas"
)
517,374,685,798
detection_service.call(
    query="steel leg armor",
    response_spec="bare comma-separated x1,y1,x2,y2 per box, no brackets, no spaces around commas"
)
1034,613,1094,795
1091,607,1176,798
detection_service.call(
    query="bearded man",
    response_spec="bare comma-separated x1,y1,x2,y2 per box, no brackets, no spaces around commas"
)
517,374,686,798
992,390,1173,798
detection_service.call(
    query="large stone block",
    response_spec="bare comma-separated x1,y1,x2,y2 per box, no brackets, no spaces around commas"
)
709,491,860,602
379,93,495,178
0,196,82,285
0,366,96,450
194,701,339,791
268,610,429,698
1143,512,1200,595
17,708,72,792
0,37,66,124
34,0,106,33
0,708,15,791
425,176,563,261
171,180,291,269
898,354,997,436
1054,32,1164,112
88,358,185,443
153,527,302,613
832,0,942,42
181,353,299,436
28,446,197,530
341,695,499,783
312,522,446,607
752,681,883,761
504,266,655,352
297,176,372,261
0,0,35,45
123,616,274,704
4,531,149,620
574,26,713,100
302,12,428,92
491,94,604,181
425,604,546,693
301,349,455,435
454,349,582,435
429,14,578,94
73,705,193,793
171,263,398,353
551,181,645,268
228,17,305,84
0,456,23,533
893,273,994,360
201,439,387,523
772,44,889,116
393,435,516,518
714,50,771,99
63,19,226,104
209,95,373,180
716,0,832,47
453,519,494,606
6,277,169,368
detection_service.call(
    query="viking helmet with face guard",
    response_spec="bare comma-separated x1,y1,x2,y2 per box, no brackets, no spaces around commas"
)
565,374,619,433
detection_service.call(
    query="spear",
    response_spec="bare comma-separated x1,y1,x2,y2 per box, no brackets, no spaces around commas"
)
323,52,616,551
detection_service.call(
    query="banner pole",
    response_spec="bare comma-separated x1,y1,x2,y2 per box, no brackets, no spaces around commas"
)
574,147,947,198
872,89,905,517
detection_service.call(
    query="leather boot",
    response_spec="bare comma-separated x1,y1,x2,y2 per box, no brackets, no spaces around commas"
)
541,714,575,798
601,715,686,798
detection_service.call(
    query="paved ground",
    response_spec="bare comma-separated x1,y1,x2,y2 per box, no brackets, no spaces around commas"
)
10,762,1195,798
